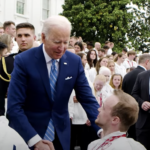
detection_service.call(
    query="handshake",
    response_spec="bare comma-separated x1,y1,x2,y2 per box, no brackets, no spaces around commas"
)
34,140,55,150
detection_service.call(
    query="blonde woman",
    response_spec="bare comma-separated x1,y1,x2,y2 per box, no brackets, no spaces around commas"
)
0,34,14,55
110,74,123,89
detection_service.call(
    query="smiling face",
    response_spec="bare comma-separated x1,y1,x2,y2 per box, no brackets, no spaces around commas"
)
113,75,121,89
94,80,105,91
100,58,108,67
42,26,70,59
95,95,119,128
108,62,115,72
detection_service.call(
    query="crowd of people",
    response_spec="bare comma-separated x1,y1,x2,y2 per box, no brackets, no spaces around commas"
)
0,15,149,150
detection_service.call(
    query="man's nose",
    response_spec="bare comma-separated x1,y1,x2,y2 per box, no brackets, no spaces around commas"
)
59,43,65,50
21,36,26,41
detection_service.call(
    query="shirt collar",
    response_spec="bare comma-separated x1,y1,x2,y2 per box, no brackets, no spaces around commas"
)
138,65,146,71
42,44,59,63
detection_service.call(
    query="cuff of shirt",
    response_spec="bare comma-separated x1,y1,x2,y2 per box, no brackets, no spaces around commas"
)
97,129,103,138
28,134,42,147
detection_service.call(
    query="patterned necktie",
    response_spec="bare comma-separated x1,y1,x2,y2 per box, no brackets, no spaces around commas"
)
44,59,58,141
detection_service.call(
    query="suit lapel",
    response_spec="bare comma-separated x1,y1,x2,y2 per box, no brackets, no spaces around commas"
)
55,53,68,101
35,44,52,102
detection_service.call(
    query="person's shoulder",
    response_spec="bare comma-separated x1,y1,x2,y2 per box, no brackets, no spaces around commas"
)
138,69,149,76
87,139,101,150
113,137,146,150
5,53,18,60
16,45,42,60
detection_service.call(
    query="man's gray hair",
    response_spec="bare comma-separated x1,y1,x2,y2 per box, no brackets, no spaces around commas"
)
42,15,72,39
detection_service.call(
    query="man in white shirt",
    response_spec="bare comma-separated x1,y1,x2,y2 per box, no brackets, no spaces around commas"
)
94,42,101,56
104,41,113,55
123,51,137,69
88,90,146,150
3,21,19,53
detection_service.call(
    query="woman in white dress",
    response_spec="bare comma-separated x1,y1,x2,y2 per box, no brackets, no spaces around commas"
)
107,60,115,75
89,57,109,83
85,50,97,72
99,66,113,102
114,53,126,78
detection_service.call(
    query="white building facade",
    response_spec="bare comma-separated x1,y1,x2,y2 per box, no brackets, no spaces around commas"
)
0,0,65,39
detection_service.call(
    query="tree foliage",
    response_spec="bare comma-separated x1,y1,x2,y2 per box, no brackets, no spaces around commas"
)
61,0,150,52
127,1,150,52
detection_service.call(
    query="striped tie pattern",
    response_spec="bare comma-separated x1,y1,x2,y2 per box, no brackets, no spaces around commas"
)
44,59,57,141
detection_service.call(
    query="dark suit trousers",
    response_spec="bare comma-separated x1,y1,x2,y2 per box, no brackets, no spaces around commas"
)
136,128,150,150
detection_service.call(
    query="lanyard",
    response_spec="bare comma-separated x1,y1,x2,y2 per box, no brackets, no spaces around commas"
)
127,60,133,67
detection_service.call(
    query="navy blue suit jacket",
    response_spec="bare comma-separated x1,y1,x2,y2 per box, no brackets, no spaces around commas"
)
7,44,100,150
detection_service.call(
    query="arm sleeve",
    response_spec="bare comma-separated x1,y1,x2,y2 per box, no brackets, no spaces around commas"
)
131,75,144,107
74,58,100,132
7,55,40,143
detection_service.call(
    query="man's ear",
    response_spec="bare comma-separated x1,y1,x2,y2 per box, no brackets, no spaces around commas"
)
34,35,36,41
41,33,46,43
112,116,120,125
145,59,149,65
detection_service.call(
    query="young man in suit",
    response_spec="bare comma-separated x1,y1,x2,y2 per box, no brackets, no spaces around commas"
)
132,66,150,150
122,53,150,140
0,23,35,116
7,16,100,150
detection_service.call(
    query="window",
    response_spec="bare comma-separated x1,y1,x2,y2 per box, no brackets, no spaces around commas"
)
16,0,25,15
42,0,49,20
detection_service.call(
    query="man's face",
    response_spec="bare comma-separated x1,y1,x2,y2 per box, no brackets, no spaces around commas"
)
0,28,4,36
69,38,76,47
16,28,35,51
95,43,101,50
95,95,119,128
98,51,104,57
42,26,70,59
7,24,16,37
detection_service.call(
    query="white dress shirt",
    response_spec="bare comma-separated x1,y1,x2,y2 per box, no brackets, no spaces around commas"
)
115,63,126,78
11,38,19,53
88,131,146,150
101,83,113,102
68,70,95,124
122,59,137,69
107,48,112,55
28,44,60,147
88,68,97,83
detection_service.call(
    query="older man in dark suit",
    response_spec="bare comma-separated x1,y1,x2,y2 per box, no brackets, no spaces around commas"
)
122,53,150,140
132,65,150,150
7,16,100,150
